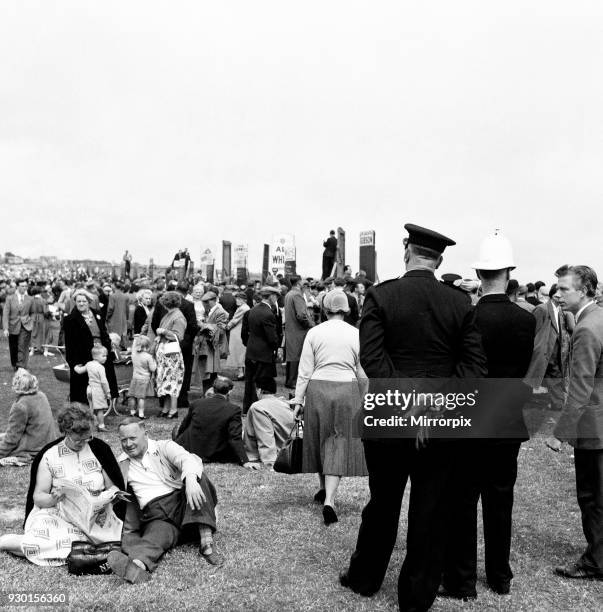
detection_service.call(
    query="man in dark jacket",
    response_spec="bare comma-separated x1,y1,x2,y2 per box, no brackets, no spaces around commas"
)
242,286,281,412
322,230,337,280
176,377,258,469
441,231,535,600
340,224,487,612
151,281,199,408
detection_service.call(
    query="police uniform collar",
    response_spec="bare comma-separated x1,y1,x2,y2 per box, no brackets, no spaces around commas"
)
478,293,509,303
403,270,436,279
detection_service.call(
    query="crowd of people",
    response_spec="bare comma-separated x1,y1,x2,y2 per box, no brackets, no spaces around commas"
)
1,226,602,610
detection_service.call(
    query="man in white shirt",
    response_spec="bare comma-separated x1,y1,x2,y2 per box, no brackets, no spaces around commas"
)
107,419,221,584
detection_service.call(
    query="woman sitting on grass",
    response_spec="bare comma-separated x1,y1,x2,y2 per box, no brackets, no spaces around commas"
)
0,404,125,566
0,369,58,464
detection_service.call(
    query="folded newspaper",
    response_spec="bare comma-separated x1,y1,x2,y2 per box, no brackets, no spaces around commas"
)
55,479,131,539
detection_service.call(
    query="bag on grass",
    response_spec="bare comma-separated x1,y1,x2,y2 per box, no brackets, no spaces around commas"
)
273,420,304,474
66,540,121,575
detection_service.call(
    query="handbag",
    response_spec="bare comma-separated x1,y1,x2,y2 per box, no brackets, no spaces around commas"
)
66,540,122,575
161,334,181,355
273,420,304,474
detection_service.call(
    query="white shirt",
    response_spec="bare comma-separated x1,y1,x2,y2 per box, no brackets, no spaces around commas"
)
550,302,560,332
127,441,175,509
575,301,595,323
294,319,361,403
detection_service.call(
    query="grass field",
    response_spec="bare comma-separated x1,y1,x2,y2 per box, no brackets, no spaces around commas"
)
0,346,601,611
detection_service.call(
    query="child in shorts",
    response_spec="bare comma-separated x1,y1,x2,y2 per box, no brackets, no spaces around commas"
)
74,345,111,431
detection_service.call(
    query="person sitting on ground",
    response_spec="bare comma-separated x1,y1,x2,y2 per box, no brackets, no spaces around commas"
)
0,369,58,464
108,418,221,583
176,377,259,469
0,404,124,565
244,379,296,468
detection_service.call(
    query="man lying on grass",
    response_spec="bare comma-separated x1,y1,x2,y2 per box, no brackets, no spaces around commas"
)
107,418,222,584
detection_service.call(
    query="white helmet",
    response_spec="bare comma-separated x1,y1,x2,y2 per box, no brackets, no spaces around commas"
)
472,229,516,271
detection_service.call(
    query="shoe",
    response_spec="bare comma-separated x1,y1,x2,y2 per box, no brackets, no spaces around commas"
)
158,412,168,418
555,563,603,580
137,415,146,420
313,489,326,504
129,411,136,417
488,581,510,595
166,411,179,419
323,505,338,525
97,425,108,432
339,571,377,597
236,375,245,381
200,545,225,567
437,586,477,602
107,551,151,584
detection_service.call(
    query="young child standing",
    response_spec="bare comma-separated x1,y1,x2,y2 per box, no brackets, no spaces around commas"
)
74,346,111,431
128,336,157,419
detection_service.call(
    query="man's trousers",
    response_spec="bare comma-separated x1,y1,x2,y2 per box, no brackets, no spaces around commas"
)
442,442,521,596
345,439,454,612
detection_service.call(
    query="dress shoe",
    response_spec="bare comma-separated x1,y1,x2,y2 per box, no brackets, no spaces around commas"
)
166,411,179,419
107,551,151,584
313,489,326,504
555,563,603,580
338,571,377,597
323,505,338,525
437,585,477,602
200,545,225,567
488,581,510,595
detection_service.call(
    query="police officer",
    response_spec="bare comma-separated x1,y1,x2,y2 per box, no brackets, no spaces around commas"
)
339,224,487,611
440,231,535,601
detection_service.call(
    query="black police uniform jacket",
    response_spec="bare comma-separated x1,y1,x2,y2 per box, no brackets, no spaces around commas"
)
360,270,487,379
471,294,535,441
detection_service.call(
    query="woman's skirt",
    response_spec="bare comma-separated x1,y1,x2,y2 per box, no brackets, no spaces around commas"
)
156,351,184,397
302,379,368,477
225,324,246,368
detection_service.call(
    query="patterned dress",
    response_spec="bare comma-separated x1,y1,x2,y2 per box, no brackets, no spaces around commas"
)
21,441,123,566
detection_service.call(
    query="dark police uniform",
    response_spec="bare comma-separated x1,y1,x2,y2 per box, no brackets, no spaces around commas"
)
341,225,487,612
442,294,535,598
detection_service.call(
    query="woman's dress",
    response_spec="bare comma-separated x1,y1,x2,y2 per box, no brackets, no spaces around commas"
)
21,440,122,566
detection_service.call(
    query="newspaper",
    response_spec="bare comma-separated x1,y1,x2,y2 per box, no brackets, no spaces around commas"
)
55,479,131,541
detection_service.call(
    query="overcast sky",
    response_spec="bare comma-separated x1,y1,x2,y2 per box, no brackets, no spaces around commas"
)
1,1,601,284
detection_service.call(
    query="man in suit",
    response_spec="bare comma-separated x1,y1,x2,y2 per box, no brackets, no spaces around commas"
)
196,291,229,394
441,231,536,600
340,224,487,611
176,377,258,468
548,266,603,581
107,281,130,349
322,230,338,280
151,281,199,408
242,286,281,412
2,279,34,369
525,283,574,410
284,275,314,388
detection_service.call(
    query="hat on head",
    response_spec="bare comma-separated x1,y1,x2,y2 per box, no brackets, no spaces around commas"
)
441,273,462,284
404,224,456,254
323,291,350,314
201,291,218,302
323,276,335,284
259,285,280,296
472,230,516,271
